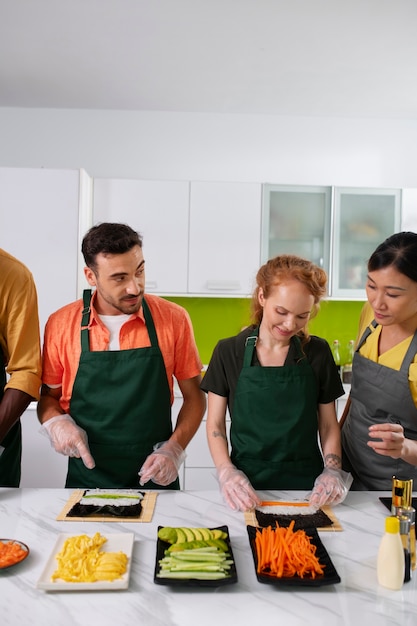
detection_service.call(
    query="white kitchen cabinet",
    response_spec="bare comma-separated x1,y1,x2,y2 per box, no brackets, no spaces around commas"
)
0,167,93,488
172,382,231,490
401,189,417,231
21,404,68,487
336,385,350,421
172,393,214,490
183,416,231,490
188,181,262,296
0,167,92,337
262,184,401,300
93,178,190,294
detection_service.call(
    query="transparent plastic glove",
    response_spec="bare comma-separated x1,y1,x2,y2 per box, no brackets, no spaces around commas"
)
308,467,353,506
40,414,95,469
217,463,261,512
138,440,186,486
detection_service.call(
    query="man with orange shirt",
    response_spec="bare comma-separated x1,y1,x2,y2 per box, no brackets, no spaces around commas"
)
38,223,206,489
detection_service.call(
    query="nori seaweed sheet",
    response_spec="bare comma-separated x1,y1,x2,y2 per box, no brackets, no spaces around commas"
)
255,508,333,530
67,492,144,518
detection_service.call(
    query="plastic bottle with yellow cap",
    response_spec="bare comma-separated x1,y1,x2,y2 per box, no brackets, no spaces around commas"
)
377,516,405,590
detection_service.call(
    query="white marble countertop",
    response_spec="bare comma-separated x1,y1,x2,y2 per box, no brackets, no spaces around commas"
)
1,488,417,626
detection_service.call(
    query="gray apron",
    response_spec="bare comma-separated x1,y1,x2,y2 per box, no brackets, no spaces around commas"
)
342,321,417,490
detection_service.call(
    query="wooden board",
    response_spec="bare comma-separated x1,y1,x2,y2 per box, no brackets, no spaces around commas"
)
244,504,343,532
56,490,157,523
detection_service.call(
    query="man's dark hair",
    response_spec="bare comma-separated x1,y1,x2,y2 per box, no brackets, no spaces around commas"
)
82,223,143,272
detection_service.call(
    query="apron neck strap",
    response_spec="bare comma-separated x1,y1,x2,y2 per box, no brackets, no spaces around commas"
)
80,291,159,353
243,328,259,367
292,335,305,361
243,328,305,367
400,330,417,373
80,289,93,352
357,320,417,373
141,298,159,346
357,319,378,351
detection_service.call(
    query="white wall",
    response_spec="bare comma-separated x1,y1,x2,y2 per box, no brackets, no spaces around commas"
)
1,106,416,487
1,107,417,187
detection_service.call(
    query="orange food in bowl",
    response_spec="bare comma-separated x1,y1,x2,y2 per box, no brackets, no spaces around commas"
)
0,540,28,568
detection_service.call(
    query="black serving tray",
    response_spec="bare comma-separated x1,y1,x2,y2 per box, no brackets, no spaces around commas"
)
379,496,417,512
154,525,237,587
247,525,341,587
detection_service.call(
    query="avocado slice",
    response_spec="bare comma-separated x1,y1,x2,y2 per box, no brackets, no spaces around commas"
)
175,527,187,543
181,527,195,542
190,528,203,540
211,529,228,540
206,538,228,552
198,527,211,541
158,527,177,544
167,539,206,552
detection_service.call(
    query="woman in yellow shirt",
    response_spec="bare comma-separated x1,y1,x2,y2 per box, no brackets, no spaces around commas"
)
341,231,417,490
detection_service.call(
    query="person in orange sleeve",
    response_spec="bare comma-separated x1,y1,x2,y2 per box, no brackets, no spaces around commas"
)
38,223,206,489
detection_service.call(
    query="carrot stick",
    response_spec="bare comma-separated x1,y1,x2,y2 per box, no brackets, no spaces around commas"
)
254,522,325,579
259,501,310,507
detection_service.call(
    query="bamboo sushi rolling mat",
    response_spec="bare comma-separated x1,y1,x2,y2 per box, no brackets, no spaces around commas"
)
57,490,157,522
244,503,343,531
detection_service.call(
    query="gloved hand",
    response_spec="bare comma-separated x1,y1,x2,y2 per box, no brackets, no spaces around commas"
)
308,467,353,506
40,414,95,469
139,440,186,486
217,463,261,512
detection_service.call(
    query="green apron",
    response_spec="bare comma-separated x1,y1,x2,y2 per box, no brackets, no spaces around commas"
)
0,344,22,487
230,331,323,490
67,290,177,489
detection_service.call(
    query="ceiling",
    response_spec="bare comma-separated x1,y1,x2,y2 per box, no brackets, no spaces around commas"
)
1,0,417,119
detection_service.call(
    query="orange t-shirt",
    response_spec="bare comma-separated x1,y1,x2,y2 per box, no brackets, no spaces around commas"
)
41,293,203,413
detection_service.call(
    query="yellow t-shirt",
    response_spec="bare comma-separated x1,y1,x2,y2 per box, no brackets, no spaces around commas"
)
357,302,417,406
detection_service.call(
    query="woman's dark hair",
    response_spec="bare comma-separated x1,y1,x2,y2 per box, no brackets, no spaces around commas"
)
82,222,143,272
368,231,417,283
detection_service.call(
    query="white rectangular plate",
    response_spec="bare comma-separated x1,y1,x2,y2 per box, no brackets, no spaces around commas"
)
36,532,135,591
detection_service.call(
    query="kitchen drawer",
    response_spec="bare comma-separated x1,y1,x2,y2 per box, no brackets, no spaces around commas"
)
186,420,231,467
183,468,218,490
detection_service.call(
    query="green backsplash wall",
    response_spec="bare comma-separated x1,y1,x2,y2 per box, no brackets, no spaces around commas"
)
165,297,365,365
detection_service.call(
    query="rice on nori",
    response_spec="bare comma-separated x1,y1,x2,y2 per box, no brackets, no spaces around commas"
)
255,506,333,530
67,489,144,518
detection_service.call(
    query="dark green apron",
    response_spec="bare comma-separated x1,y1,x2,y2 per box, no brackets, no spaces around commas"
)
0,344,22,487
230,331,323,490
67,290,177,489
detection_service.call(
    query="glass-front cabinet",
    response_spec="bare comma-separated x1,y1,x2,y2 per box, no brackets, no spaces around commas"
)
262,184,401,299
261,185,332,272
332,187,401,298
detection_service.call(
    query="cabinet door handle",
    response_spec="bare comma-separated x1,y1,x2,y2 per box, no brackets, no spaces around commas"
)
206,280,241,291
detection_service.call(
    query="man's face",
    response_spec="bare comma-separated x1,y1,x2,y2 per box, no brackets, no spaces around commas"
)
84,245,145,315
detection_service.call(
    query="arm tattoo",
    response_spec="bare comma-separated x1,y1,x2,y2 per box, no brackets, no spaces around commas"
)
211,430,228,442
324,453,342,469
